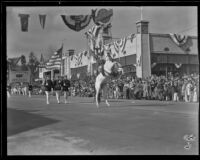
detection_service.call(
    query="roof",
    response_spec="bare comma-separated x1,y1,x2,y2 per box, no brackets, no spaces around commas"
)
7,57,21,65
149,33,198,55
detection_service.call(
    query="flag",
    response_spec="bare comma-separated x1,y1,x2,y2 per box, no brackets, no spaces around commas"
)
61,14,91,32
39,14,46,29
46,44,63,69
18,14,30,32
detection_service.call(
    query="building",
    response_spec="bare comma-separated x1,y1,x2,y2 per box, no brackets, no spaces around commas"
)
66,20,198,79
40,20,198,80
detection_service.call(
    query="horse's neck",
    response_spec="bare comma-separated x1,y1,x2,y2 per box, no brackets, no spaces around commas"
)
104,60,114,73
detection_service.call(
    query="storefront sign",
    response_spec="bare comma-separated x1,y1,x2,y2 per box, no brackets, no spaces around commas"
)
9,70,30,83
123,65,136,73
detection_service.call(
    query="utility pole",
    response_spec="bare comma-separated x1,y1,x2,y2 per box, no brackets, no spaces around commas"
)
140,7,143,21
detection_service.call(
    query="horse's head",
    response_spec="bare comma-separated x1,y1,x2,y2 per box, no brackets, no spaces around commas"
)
112,61,124,77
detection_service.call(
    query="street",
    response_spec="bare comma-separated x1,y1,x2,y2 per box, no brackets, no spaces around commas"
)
7,95,198,155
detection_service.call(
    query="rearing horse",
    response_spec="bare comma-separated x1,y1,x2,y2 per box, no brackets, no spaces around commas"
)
95,52,123,108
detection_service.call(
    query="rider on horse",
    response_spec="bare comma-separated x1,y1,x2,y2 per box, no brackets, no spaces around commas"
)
97,50,119,78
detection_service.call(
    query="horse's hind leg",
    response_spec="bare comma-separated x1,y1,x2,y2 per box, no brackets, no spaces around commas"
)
102,85,110,107
95,85,101,108
105,99,110,107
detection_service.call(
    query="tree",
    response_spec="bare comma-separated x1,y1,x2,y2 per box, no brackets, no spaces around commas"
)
21,55,26,65
28,51,40,83
20,55,28,70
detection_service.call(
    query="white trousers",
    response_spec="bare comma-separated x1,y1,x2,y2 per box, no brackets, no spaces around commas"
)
45,91,50,104
173,92,179,101
55,91,61,103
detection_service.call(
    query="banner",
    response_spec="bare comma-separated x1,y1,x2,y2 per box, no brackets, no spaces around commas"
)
9,70,31,83
61,15,91,32
18,14,30,32
39,14,46,29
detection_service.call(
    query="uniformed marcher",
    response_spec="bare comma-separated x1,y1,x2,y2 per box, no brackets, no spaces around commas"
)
7,83,11,98
53,76,63,104
62,75,71,104
42,75,53,104
28,83,33,97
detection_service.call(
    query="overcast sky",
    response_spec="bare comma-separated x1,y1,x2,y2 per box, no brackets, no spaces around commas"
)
7,6,197,60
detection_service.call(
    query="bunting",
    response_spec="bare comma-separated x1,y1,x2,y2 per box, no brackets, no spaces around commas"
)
68,49,75,61
151,62,157,68
113,38,127,55
127,33,136,42
91,8,113,26
46,44,63,69
18,14,30,32
39,14,46,29
74,52,83,66
83,50,88,56
61,14,91,32
169,33,189,46
175,63,182,68
85,24,105,57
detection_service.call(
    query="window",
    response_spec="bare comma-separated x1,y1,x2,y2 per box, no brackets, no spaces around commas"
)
164,47,169,52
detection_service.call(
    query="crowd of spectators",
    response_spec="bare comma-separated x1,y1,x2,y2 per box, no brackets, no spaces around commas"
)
8,72,199,103
70,73,199,103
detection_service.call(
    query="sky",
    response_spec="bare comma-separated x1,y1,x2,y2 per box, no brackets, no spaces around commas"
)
6,6,197,61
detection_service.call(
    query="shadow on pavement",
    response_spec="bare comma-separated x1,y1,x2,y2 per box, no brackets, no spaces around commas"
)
7,108,60,136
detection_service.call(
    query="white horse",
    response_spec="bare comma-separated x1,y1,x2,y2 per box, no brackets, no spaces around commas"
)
95,54,123,107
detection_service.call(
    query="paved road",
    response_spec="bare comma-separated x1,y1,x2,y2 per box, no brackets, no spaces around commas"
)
7,95,199,155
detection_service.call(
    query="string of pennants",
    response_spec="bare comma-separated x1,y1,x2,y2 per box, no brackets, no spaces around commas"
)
18,8,113,32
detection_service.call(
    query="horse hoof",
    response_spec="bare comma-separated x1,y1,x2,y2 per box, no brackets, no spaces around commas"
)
106,101,110,107
96,104,99,108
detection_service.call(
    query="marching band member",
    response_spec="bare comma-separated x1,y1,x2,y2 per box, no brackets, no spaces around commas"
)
53,76,63,104
62,75,71,104
42,76,53,104
28,83,33,97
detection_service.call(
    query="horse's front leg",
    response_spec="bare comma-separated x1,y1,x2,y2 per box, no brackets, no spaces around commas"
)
95,83,101,108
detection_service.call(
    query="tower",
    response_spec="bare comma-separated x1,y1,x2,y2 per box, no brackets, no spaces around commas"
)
135,20,151,78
